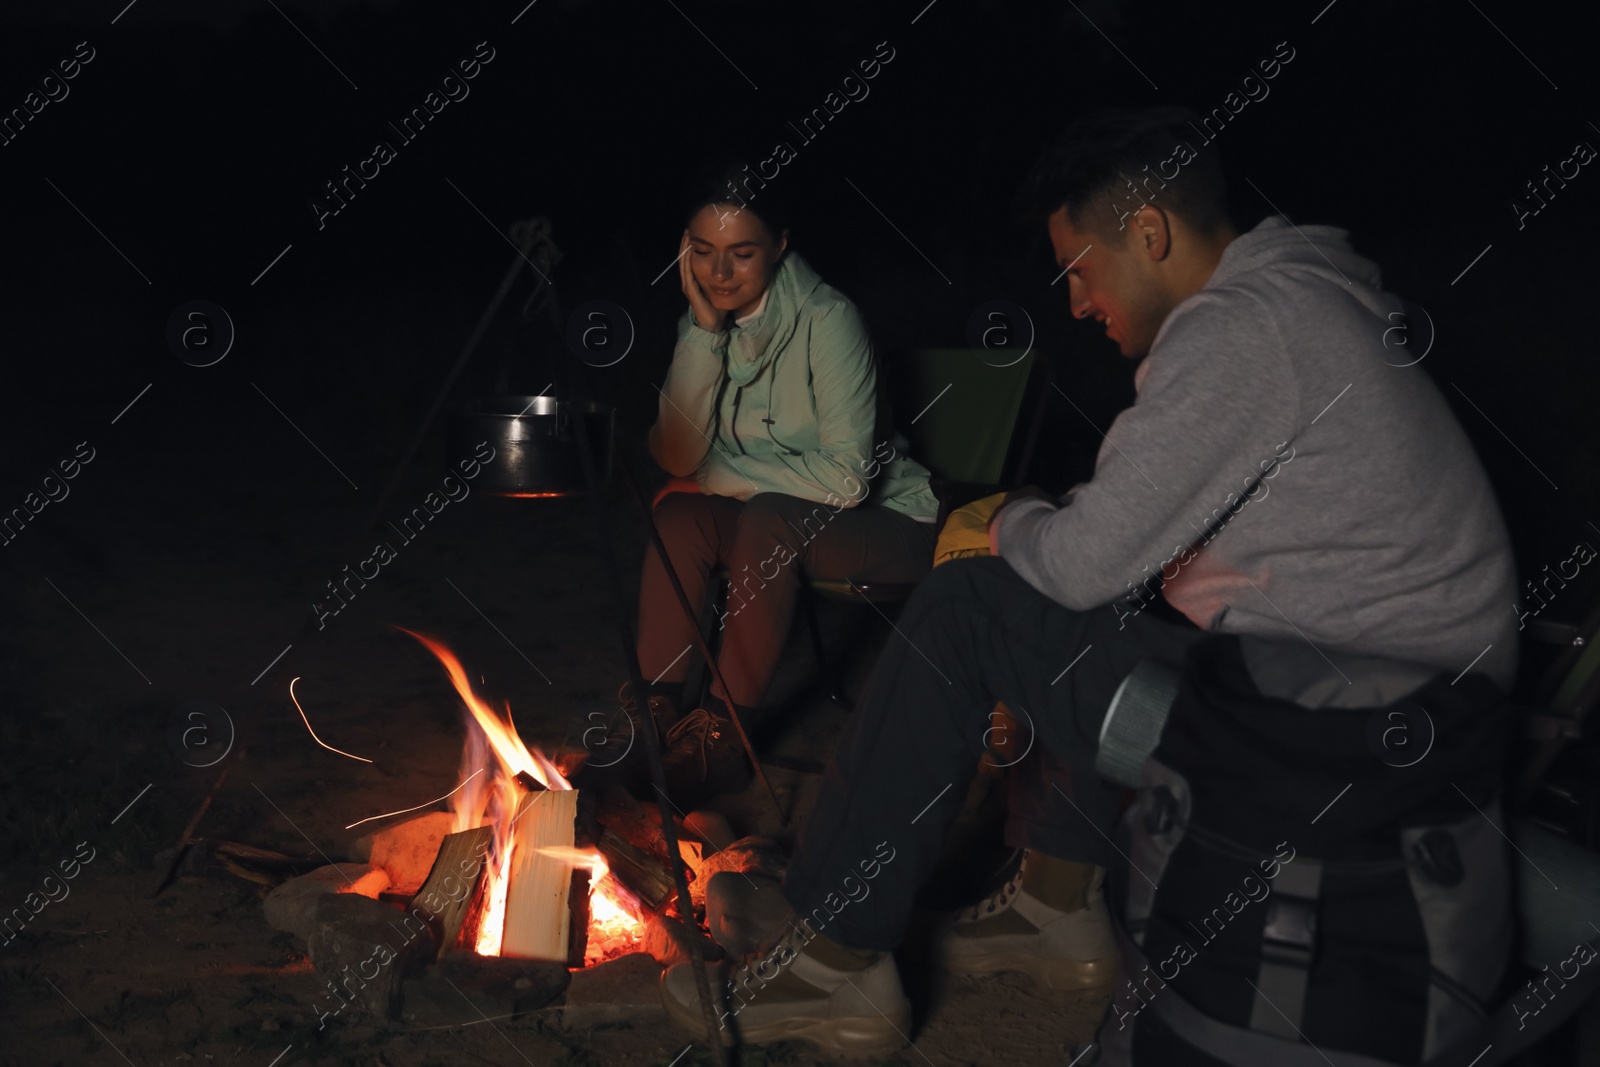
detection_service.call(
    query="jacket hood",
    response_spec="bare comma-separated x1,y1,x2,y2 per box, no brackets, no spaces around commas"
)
722,250,826,387
1208,216,1392,320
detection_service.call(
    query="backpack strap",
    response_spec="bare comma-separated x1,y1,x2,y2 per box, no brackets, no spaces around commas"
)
1103,891,1599,1067
1464,941,1600,1065
1103,915,1414,1067
1249,857,1323,1038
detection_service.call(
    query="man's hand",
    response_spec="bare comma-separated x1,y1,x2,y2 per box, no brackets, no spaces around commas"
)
987,485,1057,531
987,486,1059,558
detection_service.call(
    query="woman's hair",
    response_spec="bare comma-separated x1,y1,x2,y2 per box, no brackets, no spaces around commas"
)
682,155,792,242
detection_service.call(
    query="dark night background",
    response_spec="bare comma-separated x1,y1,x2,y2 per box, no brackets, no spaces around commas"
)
4,0,1598,561
2,0,1599,1063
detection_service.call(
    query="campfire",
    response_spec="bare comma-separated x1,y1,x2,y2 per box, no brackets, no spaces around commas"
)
402,629,647,968
248,630,774,1030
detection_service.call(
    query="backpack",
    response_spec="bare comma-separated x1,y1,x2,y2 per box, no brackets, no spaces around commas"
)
1093,635,1600,1066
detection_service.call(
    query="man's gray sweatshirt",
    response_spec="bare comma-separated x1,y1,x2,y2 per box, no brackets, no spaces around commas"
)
994,216,1519,693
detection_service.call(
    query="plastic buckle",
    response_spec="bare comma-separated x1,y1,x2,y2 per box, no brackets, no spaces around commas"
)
1261,896,1317,968
1142,785,1179,836
1411,828,1465,887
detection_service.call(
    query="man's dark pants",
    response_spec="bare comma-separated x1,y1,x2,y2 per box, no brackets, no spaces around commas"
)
783,555,1203,952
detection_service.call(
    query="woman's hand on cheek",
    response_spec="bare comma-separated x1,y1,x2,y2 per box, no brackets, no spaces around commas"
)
679,231,723,332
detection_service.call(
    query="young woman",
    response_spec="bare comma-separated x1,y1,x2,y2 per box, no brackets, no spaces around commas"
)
635,167,939,802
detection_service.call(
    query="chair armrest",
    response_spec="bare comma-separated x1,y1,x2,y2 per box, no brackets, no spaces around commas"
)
1526,618,1583,646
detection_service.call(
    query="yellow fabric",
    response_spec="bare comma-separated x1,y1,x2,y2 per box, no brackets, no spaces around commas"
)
932,492,1011,788
933,492,1009,568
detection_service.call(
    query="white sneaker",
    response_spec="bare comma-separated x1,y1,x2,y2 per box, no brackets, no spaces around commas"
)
661,919,911,1057
939,851,1119,989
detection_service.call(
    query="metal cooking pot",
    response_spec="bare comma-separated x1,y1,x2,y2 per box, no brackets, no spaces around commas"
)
452,395,615,496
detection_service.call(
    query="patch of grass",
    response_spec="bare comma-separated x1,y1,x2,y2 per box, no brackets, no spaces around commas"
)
274,1009,400,1065
0,696,182,871
99,986,195,1030
0,956,41,995
656,1042,810,1067
210,884,267,922
554,1044,602,1067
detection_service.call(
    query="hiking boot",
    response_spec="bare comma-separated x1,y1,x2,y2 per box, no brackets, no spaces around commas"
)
618,681,681,738
939,850,1118,989
583,684,679,772
661,918,910,1057
660,707,751,804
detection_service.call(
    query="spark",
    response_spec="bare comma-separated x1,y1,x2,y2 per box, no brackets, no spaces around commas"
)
344,768,484,830
289,676,374,763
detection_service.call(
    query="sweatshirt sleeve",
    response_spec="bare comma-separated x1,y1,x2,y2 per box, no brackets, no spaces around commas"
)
699,299,877,505
993,291,1300,611
648,314,728,477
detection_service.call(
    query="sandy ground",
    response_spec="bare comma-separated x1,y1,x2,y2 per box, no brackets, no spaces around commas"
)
0,419,1109,1067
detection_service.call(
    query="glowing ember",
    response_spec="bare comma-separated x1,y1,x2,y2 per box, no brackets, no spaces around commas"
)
401,629,646,965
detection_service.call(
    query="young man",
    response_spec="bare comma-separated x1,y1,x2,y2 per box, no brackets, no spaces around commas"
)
660,106,1519,1057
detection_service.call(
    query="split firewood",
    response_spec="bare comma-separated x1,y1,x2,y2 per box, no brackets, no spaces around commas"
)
499,789,581,962
567,868,591,968
411,825,493,957
597,826,678,913
156,839,323,887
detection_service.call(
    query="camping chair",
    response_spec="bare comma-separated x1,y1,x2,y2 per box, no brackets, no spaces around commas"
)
1511,601,1600,826
798,346,1050,708
681,347,1052,713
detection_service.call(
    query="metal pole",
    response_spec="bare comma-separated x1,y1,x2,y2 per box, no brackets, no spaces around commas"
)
613,460,784,822
544,268,732,1062
364,222,544,532
153,223,546,896
558,357,733,1063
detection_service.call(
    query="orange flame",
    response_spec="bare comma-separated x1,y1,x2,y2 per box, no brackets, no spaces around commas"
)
400,628,645,965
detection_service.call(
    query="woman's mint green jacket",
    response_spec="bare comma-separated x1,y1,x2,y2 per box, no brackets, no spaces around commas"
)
650,251,937,522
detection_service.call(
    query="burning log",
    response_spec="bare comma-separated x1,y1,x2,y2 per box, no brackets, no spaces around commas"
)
411,825,493,956
397,631,649,967
500,788,582,962
566,868,591,969
598,826,678,913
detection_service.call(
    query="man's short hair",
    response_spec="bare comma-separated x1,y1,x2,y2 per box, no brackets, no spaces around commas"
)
1016,106,1231,239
